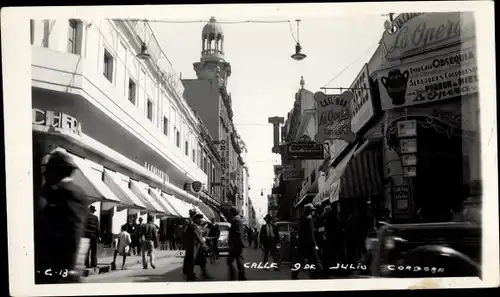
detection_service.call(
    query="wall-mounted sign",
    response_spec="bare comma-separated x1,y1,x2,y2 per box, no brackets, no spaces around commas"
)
378,47,478,110
382,12,476,60
32,109,82,136
400,138,417,154
350,64,375,133
283,168,305,181
393,184,410,211
192,181,202,193
287,141,324,160
397,120,417,137
145,161,168,184
401,154,417,166
314,91,356,143
403,166,417,177
219,138,230,195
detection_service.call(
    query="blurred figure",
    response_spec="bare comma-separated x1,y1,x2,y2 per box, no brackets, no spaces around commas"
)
35,151,88,284
259,214,280,270
111,224,132,270
166,223,176,250
84,205,100,269
122,217,139,256
292,203,321,280
207,218,221,260
175,223,184,250
183,210,209,281
252,228,259,249
138,215,158,269
247,226,254,247
227,206,246,280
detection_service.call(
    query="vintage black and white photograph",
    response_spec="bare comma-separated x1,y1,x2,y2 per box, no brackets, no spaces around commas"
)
2,2,498,295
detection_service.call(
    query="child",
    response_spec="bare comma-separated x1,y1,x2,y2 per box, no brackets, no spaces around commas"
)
111,225,132,270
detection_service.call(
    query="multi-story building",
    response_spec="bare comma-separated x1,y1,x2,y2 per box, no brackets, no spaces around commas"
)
31,19,220,254
182,17,247,220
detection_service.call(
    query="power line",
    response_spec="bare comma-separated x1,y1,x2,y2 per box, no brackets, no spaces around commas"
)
114,18,293,24
321,38,380,88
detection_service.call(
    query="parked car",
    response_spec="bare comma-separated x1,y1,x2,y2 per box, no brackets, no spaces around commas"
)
275,221,299,249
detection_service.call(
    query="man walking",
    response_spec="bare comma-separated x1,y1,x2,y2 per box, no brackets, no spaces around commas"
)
227,206,246,280
207,218,220,260
183,210,210,281
292,203,322,280
122,218,139,255
84,205,100,269
259,214,280,270
138,215,158,269
35,151,88,284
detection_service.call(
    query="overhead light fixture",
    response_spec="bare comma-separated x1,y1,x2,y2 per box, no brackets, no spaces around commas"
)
291,19,307,61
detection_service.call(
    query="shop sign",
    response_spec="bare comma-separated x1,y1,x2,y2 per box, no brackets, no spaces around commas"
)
219,138,230,195
401,154,417,166
397,120,417,137
393,184,410,211
382,12,476,60
287,142,324,160
350,64,375,133
313,91,356,143
403,166,417,177
32,109,82,136
400,138,417,154
144,161,168,183
283,168,305,181
378,47,478,110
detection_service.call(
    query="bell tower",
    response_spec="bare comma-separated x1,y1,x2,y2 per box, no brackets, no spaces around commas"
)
193,17,232,87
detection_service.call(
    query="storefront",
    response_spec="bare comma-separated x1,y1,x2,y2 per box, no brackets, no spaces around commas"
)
377,12,479,223
32,108,204,249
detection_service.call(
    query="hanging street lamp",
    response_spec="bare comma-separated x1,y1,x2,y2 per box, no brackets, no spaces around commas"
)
291,19,307,61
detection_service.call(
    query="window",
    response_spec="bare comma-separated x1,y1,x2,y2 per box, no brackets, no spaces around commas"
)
103,49,114,82
203,154,208,173
185,141,189,156
163,116,169,136
128,79,136,104
192,149,196,162
176,131,180,148
30,20,35,45
147,99,153,121
68,19,79,54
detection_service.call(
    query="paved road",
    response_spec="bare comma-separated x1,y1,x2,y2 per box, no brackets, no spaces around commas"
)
84,246,316,283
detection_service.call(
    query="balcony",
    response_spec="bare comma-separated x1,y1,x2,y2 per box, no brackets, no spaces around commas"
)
201,49,224,60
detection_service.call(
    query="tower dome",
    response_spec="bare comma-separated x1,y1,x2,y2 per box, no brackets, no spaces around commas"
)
202,16,224,39
201,16,225,61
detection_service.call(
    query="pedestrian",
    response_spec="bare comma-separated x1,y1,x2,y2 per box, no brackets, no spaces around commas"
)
182,210,210,281
138,215,158,269
247,226,254,247
122,217,138,256
111,224,132,270
227,206,246,280
137,217,145,255
176,222,185,250
207,218,220,260
84,205,100,269
167,223,176,250
35,151,88,284
252,228,259,249
259,214,280,271
292,203,322,280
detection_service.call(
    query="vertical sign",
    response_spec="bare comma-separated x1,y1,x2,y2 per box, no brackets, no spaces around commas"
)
350,64,375,133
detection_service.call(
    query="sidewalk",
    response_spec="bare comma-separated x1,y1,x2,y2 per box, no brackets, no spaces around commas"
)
82,249,182,277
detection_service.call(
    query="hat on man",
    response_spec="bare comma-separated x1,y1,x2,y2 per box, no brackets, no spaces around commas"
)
189,209,198,217
89,205,96,212
304,203,316,211
264,214,273,221
42,150,77,168
194,213,203,219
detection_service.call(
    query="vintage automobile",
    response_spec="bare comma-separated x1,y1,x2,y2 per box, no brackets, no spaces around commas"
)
360,220,481,278
274,221,299,264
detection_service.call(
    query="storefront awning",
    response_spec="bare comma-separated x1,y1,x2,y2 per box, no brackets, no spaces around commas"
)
103,169,147,209
130,180,165,214
197,201,216,221
149,189,181,217
66,152,121,204
194,205,210,221
294,193,317,208
161,193,191,218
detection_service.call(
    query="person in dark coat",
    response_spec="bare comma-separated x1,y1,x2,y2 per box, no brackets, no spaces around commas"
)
227,206,246,280
259,214,280,270
182,210,209,281
122,218,139,255
84,205,100,268
35,151,88,284
292,203,322,280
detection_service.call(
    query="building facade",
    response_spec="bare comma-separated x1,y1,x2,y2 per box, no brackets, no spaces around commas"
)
31,19,222,255
273,12,480,225
182,17,247,220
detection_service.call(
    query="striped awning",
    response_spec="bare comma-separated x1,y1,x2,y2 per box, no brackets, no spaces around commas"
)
339,140,384,199
148,189,180,217
130,180,165,214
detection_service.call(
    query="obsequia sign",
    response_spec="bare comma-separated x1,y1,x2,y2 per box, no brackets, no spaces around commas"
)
382,12,476,60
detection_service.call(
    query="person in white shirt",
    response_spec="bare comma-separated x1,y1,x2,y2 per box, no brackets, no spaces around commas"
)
111,225,132,270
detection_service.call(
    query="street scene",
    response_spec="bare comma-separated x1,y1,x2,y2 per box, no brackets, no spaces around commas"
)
23,7,485,286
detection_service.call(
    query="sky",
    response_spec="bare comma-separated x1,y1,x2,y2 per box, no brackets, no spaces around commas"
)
150,14,385,224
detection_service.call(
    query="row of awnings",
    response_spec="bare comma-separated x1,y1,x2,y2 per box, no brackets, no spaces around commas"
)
296,138,383,208
66,150,212,220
